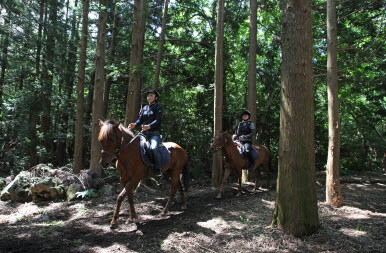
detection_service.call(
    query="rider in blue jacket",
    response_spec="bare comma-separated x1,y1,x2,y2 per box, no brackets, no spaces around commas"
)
129,89,163,176
233,110,258,170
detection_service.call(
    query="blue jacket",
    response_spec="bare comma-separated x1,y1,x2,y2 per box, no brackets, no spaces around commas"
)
236,120,255,142
135,103,163,132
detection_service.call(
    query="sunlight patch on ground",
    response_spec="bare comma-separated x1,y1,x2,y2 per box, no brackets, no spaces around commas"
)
262,199,275,208
197,217,246,234
339,227,367,237
83,243,135,253
161,232,214,252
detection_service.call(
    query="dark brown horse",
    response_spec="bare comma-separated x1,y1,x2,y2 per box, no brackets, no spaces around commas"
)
210,132,271,198
98,119,189,228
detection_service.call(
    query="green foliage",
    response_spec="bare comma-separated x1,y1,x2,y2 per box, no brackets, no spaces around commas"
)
0,0,384,177
76,189,98,199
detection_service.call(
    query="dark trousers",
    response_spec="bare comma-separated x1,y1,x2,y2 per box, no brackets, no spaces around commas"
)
143,131,162,170
241,142,258,161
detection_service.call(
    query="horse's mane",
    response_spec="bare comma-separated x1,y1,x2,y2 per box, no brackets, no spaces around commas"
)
223,131,234,143
98,119,134,141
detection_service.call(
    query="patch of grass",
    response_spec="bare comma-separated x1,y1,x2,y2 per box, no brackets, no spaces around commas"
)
16,216,28,222
40,220,64,233
73,239,85,245
240,215,254,225
355,226,365,232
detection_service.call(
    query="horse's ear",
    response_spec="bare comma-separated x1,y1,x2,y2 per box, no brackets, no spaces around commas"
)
98,119,104,127
113,122,120,129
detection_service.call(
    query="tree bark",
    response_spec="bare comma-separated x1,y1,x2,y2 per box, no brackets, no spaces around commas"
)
74,0,90,174
243,0,258,183
212,0,225,187
89,0,108,176
326,0,344,207
272,0,319,237
35,0,45,76
152,0,170,90
103,1,119,118
40,0,58,156
124,0,146,126
0,11,10,114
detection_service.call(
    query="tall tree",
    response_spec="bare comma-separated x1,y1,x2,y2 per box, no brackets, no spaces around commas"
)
74,0,90,174
272,0,319,236
326,0,343,207
242,0,258,183
212,0,225,186
89,0,108,175
152,0,169,90
124,0,146,126
40,0,58,155
103,1,119,118
0,11,11,114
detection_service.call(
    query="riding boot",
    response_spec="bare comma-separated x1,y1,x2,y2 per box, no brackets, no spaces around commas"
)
152,148,163,177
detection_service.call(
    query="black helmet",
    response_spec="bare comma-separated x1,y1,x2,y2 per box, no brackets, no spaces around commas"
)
146,89,160,98
241,109,251,117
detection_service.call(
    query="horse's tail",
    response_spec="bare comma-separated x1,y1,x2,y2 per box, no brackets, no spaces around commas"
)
182,160,190,192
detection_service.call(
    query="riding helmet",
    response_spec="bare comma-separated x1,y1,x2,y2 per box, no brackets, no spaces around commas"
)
146,89,160,98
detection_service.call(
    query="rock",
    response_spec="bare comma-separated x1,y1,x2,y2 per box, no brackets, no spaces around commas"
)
30,177,65,201
1,171,33,202
98,184,115,197
66,183,83,201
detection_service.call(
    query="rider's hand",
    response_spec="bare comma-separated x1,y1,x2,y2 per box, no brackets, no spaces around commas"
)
128,123,136,129
142,125,150,131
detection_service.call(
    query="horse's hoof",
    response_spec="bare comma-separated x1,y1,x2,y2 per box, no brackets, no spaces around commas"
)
110,222,118,229
126,215,138,224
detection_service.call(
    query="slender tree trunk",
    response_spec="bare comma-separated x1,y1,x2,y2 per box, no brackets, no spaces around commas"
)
272,0,319,237
326,0,344,207
89,0,108,175
124,0,146,126
35,0,45,76
41,0,58,156
212,0,225,186
0,11,11,113
74,0,90,174
103,1,119,118
152,0,169,90
243,0,258,183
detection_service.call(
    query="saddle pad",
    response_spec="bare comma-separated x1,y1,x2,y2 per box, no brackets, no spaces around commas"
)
235,142,259,161
138,135,170,169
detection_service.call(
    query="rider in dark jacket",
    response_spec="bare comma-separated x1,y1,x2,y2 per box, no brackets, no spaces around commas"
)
129,89,163,176
233,110,258,170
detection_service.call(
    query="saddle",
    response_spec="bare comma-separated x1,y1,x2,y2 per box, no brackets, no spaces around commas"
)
235,141,259,170
138,135,170,170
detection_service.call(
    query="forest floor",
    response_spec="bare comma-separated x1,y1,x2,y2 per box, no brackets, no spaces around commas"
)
0,171,385,253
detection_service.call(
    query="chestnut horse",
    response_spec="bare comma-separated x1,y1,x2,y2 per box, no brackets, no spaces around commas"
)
98,119,189,228
210,132,271,198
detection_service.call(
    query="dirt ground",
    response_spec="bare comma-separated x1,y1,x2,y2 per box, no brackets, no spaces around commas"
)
0,172,385,253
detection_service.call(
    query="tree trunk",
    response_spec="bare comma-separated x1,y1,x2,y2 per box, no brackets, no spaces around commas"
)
103,1,119,118
35,0,45,76
74,0,90,174
89,0,108,176
212,0,225,187
0,11,11,114
152,0,170,90
40,0,58,156
272,0,319,237
326,0,344,207
124,0,146,126
243,0,258,183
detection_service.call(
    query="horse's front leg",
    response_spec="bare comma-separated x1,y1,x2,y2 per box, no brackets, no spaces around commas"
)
110,187,127,229
125,178,141,223
217,167,232,199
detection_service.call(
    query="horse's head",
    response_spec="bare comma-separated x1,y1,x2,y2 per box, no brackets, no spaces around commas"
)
98,119,122,168
210,131,231,151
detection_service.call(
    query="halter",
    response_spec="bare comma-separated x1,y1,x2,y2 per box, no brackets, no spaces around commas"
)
101,125,123,159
